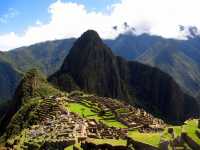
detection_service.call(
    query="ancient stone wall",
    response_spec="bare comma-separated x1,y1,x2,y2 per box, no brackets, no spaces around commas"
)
81,142,128,150
181,133,200,150
127,137,159,150
40,140,75,150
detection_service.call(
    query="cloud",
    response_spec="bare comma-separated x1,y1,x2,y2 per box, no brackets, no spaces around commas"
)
0,8,19,24
1,0,200,51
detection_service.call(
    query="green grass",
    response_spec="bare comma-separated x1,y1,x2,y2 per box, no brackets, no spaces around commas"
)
161,119,200,147
64,138,127,149
87,138,127,146
65,143,82,150
128,131,161,147
68,103,96,117
65,145,73,150
162,120,200,144
173,126,182,136
67,102,127,128
116,108,129,114
161,125,182,141
183,120,200,144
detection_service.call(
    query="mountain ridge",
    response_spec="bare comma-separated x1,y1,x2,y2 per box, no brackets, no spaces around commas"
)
1,32,200,101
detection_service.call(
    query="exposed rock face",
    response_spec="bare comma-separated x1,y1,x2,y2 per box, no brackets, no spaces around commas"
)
49,30,199,123
81,142,128,150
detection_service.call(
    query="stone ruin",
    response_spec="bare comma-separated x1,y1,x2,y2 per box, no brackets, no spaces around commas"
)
22,95,129,149
68,93,166,133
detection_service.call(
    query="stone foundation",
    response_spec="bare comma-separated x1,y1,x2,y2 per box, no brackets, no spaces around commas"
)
81,142,128,150
127,137,159,150
181,132,200,150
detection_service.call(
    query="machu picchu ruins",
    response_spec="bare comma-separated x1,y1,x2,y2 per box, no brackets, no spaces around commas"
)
1,90,200,150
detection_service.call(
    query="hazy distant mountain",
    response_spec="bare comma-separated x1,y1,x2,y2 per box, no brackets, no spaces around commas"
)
137,38,200,97
49,30,199,123
106,34,200,97
2,38,75,75
105,33,163,59
0,39,74,101
0,55,21,101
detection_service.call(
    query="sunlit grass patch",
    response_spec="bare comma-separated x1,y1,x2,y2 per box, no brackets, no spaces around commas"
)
67,102,127,128
87,138,127,146
128,131,161,147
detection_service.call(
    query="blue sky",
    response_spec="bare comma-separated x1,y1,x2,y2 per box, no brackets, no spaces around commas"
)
0,0,52,34
0,0,119,34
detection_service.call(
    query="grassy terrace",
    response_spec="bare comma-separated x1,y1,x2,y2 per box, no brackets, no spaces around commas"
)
161,120,200,144
87,138,127,146
65,139,126,150
65,96,200,149
183,120,200,144
128,131,161,147
65,144,82,150
128,120,200,147
67,102,127,128
66,99,161,147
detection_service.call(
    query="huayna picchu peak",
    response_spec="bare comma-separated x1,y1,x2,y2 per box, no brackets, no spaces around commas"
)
74,30,103,44
1,30,200,150
49,30,125,100
49,30,199,123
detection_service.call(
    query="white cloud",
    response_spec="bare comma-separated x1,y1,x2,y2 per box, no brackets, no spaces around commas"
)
1,0,200,51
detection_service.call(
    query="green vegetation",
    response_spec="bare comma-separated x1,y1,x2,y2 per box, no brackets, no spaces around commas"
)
68,103,95,117
128,131,161,147
65,143,82,150
16,69,59,103
64,138,127,149
49,73,80,92
4,98,43,138
0,67,199,149
88,138,127,146
183,120,200,144
68,102,127,128
161,125,182,141
65,145,74,150
1,69,60,140
0,60,21,101
127,120,200,148
161,120,200,144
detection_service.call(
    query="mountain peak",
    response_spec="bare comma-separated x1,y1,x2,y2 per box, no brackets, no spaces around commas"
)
52,30,124,99
60,29,115,73
73,30,103,50
81,30,101,39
